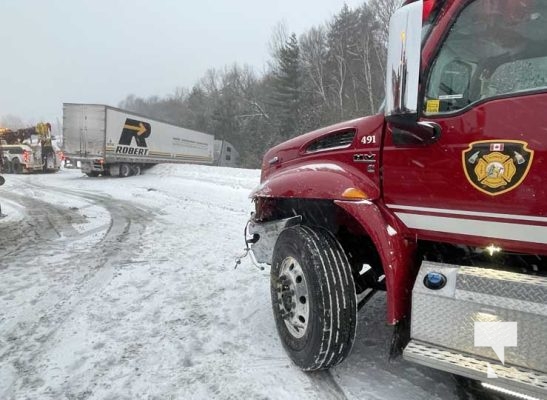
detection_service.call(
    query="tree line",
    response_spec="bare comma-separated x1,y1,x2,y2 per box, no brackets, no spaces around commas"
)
119,0,399,168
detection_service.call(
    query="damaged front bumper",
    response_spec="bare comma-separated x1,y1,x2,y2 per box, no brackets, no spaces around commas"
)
247,215,301,265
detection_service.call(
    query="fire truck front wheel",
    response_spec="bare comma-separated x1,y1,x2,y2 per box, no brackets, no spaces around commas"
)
270,225,357,371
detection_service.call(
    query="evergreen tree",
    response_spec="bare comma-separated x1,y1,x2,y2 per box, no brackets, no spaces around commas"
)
269,33,301,140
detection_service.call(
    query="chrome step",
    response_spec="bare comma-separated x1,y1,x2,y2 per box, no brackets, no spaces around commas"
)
404,340,547,399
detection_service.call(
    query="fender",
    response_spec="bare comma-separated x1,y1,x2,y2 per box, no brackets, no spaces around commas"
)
335,200,418,324
251,161,380,201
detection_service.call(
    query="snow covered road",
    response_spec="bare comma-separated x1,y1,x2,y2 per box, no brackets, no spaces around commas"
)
0,165,500,399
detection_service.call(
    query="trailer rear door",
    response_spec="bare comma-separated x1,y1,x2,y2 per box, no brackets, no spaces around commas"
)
63,104,106,157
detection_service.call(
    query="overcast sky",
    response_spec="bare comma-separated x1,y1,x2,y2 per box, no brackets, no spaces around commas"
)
0,0,364,125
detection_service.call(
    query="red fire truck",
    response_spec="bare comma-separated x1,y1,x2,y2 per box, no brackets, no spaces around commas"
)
247,1,547,398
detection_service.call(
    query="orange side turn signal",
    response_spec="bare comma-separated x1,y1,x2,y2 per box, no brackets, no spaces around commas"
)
341,188,368,200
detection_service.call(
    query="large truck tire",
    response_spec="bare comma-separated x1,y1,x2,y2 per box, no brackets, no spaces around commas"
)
130,164,141,176
119,163,131,177
2,158,11,173
85,172,99,177
11,158,22,174
270,225,357,371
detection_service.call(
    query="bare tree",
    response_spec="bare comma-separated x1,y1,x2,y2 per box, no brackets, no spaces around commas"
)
369,0,402,46
327,4,361,119
300,26,329,106
268,21,290,62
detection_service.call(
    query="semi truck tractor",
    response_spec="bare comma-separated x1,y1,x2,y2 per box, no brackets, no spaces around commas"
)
62,103,215,177
214,139,239,167
247,1,547,398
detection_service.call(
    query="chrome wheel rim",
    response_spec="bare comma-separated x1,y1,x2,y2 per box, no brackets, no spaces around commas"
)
276,256,309,338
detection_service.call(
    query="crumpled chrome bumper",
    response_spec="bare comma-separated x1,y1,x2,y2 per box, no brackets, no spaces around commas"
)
247,215,301,264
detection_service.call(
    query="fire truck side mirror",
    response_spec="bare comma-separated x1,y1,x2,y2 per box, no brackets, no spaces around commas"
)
385,0,423,119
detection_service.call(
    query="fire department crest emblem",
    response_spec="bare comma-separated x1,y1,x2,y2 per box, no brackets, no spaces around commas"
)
462,140,534,196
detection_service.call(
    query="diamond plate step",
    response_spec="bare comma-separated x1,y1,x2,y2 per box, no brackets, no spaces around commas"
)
404,340,547,399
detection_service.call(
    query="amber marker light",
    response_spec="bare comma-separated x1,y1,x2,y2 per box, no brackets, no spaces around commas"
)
341,188,368,200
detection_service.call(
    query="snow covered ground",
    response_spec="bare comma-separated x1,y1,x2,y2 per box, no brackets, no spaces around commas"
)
0,165,498,399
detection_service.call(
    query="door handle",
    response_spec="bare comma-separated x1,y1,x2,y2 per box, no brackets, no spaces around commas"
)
417,121,442,143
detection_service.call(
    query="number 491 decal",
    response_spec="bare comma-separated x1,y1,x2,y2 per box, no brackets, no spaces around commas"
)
361,135,376,145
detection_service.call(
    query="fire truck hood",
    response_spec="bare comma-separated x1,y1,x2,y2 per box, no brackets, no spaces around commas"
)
261,115,378,177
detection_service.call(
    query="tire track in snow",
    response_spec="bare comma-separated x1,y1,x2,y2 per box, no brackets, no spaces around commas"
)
142,186,250,215
0,192,83,258
307,370,349,400
0,181,156,397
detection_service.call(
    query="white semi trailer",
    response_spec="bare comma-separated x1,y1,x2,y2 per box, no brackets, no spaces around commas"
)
63,103,215,177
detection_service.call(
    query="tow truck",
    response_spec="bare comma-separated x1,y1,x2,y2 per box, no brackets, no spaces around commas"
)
0,123,61,174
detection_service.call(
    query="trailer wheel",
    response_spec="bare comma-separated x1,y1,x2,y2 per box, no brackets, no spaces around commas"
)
11,158,22,174
131,164,141,176
271,225,357,371
119,163,131,177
